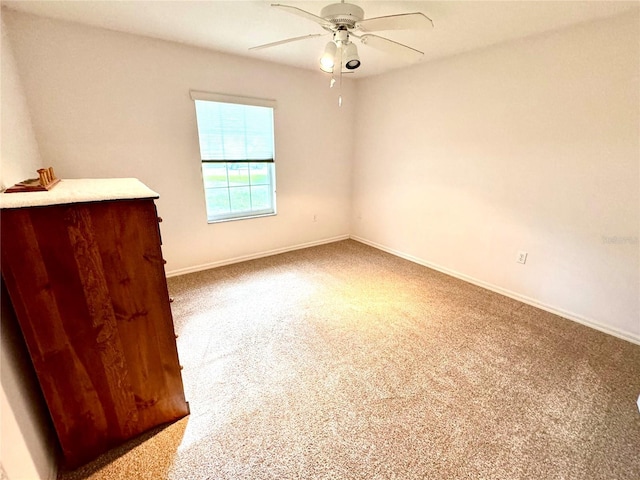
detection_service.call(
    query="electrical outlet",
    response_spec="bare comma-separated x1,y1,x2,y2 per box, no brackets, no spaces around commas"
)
517,251,528,264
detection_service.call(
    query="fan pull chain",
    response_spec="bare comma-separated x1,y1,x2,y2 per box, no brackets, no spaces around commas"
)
338,44,343,107
327,42,345,107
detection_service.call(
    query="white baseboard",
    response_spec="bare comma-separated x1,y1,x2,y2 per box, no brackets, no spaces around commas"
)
166,235,350,278
350,235,640,346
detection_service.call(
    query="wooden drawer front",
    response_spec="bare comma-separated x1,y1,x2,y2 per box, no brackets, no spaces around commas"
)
0,199,188,468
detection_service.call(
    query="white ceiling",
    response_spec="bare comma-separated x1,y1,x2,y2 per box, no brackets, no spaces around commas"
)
2,1,637,78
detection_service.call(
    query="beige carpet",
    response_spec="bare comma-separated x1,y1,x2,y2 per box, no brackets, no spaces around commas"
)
58,239,640,479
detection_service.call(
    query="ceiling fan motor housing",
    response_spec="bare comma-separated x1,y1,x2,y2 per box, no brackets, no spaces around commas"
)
321,2,364,28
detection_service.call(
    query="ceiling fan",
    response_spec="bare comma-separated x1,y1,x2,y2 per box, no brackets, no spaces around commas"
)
250,1,434,74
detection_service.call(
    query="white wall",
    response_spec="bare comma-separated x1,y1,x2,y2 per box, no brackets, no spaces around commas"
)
3,10,356,275
0,15,41,187
0,14,57,480
352,10,640,342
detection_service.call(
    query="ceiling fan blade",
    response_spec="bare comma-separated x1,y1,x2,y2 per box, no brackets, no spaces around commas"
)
249,33,326,51
271,3,334,29
356,12,433,32
359,34,424,63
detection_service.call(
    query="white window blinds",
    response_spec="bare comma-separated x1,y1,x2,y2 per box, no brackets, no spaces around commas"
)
191,91,275,162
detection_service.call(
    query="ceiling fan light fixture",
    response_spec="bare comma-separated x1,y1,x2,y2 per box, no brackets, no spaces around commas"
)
343,42,360,70
320,41,337,72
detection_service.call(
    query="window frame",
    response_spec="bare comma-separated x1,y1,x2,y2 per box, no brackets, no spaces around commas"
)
190,91,277,224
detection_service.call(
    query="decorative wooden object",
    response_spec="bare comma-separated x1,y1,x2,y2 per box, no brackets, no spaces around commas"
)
5,167,60,193
0,187,189,468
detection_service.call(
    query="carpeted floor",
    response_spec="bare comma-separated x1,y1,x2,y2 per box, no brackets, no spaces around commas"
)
58,239,640,479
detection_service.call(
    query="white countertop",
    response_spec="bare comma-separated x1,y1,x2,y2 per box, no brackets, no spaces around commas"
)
0,178,159,209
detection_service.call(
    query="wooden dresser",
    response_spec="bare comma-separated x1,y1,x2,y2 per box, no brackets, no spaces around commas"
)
0,178,189,468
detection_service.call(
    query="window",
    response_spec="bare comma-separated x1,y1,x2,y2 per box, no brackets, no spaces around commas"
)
191,91,276,223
